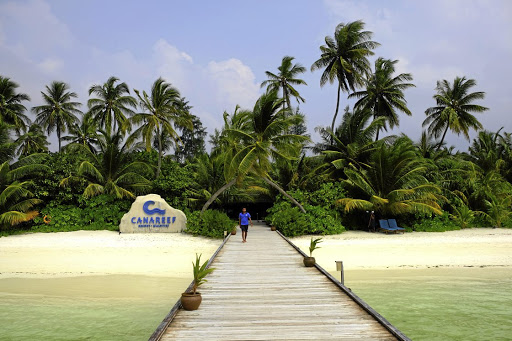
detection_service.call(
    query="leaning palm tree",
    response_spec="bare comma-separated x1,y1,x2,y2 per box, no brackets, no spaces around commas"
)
261,56,307,111
423,76,488,151
0,76,31,133
32,81,82,152
131,78,193,177
338,136,444,216
0,153,49,228
87,76,137,134
201,91,310,213
200,106,253,212
61,130,152,199
349,58,415,140
15,123,49,156
311,20,379,134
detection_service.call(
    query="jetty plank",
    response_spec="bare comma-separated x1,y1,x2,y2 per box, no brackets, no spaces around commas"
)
152,223,409,340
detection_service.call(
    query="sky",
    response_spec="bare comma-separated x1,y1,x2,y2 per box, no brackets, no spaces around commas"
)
1,0,511,152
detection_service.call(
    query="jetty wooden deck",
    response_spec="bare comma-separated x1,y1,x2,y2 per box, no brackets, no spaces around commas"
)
152,223,409,340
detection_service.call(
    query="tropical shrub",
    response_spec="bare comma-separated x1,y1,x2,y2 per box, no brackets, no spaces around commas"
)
266,201,345,237
412,214,460,232
184,209,236,238
32,195,131,232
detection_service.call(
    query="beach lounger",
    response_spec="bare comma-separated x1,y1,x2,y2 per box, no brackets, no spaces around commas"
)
387,219,405,234
378,219,398,234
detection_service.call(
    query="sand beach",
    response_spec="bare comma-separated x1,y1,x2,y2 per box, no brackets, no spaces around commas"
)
1,227,511,340
1,228,511,279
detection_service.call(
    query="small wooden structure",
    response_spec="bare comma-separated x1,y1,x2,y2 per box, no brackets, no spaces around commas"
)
149,223,410,340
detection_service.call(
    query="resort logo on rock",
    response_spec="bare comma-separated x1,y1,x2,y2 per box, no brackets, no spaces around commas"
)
120,194,187,233
130,200,177,228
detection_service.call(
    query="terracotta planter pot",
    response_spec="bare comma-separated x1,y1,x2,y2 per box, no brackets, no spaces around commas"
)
303,256,316,267
181,292,202,311
271,226,276,231
231,229,237,235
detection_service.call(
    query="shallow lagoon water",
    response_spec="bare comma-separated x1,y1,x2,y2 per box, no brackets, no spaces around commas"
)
0,275,190,341
344,267,512,341
0,268,511,340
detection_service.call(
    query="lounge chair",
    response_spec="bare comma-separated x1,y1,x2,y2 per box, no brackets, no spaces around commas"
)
378,219,398,234
387,219,405,234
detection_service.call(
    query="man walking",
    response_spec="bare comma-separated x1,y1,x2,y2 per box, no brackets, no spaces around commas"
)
239,207,253,243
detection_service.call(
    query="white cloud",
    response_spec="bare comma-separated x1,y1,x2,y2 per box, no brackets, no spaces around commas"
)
0,0,74,58
207,58,260,110
38,58,63,73
323,0,394,39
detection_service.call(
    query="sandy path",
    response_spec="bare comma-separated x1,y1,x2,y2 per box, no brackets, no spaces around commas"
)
1,228,511,279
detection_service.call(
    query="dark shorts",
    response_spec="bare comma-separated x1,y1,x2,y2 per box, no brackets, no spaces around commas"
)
240,225,249,232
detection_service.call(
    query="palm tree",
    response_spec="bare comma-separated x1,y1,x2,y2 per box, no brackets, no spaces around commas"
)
311,20,379,134
131,78,193,178
32,81,82,152
0,122,16,163
312,106,384,180
261,56,307,111
415,130,444,160
87,76,137,134
423,76,488,151
338,137,444,216
349,58,415,140
61,130,152,199
0,153,49,228
15,123,49,156
62,113,99,153
0,76,31,133
200,106,254,212
201,91,310,213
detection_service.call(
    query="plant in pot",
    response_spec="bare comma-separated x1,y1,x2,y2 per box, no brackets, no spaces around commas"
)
303,237,322,267
231,225,237,235
181,254,215,311
270,217,276,231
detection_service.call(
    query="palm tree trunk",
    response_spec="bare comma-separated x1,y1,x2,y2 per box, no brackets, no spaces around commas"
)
261,176,306,213
57,124,61,153
201,178,237,213
156,125,162,178
330,83,342,142
283,85,287,113
436,125,450,152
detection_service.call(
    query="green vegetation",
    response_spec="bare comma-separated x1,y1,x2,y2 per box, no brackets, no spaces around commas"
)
1,19,510,237
190,254,215,294
185,209,236,239
308,237,323,257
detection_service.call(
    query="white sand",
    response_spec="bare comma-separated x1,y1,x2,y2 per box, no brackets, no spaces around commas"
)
291,228,512,272
0,230,219,279
1,228,511,279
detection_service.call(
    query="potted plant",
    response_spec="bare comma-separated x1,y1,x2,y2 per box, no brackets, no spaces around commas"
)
303,237,322,267
270,217,276,231
231,225,237,235
181,254,215,311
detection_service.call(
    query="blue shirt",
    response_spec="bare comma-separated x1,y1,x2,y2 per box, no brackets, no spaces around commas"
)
239,212,251,225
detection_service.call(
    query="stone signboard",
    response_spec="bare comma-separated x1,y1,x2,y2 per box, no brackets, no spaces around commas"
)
119,194,187,233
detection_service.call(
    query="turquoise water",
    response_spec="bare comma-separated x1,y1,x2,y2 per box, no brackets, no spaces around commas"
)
344,267,512,341
0,275,190,341
0,269,511,340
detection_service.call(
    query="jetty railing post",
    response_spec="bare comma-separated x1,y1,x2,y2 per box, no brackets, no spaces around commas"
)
335,260,344,285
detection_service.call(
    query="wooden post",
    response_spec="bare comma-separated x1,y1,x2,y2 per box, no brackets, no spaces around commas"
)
336,261,344,285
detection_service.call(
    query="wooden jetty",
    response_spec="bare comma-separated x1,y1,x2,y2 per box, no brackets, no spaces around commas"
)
149,223,410,340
